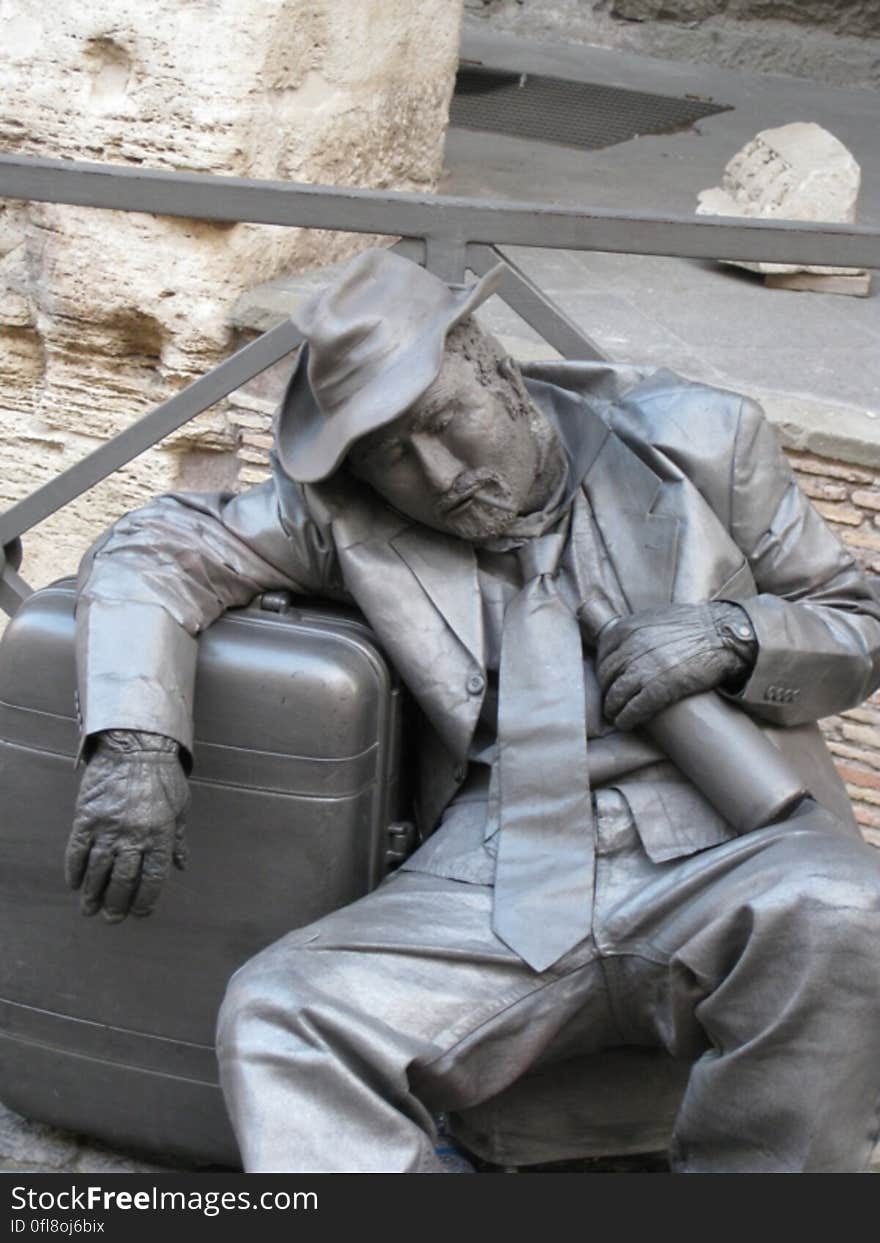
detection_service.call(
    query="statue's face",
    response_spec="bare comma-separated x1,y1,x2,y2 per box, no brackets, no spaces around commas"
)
347,334,543,541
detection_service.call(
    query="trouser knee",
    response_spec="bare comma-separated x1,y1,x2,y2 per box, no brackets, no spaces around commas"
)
765,830,880,947
712,827,880,1013
217,938,322,1059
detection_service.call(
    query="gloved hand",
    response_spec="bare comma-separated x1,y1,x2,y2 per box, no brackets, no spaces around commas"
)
65,729,190,923
596,601,757,730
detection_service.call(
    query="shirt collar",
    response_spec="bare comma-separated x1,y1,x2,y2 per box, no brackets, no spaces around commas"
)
524,375,609,504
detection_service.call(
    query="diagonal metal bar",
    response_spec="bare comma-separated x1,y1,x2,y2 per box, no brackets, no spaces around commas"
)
2,153,879,270
0,318,303,548
467,243,606,361
0,566,33,618
391,238,426,264
424,235,468,284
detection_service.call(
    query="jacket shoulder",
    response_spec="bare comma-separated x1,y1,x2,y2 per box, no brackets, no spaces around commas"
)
609,368,749,458
609,370,774,529
522,359,757,467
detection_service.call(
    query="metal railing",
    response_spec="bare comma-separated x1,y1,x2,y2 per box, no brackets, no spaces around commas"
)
1,149,879,617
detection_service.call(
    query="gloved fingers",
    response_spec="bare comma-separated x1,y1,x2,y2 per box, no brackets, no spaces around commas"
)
100,850,145,924
79,845,116,917
595,617,629,687
65,821,94,890
598,643,640,699
601,653,661,723
611,672,680,730
597,626,691,692
597,624,666,691
130,841,174,919
607,656,733,728
130,875,165,918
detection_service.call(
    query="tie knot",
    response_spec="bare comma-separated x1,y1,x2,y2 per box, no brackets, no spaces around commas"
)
518,531,566,581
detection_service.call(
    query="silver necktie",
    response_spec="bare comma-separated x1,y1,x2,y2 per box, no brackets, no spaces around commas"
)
491,529,595,972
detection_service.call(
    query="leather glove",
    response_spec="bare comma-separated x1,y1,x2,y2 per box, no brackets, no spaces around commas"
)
596,601,757,731
65,729,190,923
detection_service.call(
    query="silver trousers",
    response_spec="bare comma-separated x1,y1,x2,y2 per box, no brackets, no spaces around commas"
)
216,795,880,1172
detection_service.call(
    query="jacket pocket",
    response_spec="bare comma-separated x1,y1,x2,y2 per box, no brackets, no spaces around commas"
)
616,776,737,864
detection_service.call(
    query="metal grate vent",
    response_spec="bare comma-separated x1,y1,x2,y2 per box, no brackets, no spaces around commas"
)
450,65,731,151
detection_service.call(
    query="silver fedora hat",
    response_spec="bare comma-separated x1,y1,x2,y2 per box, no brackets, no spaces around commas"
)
274,247,505,483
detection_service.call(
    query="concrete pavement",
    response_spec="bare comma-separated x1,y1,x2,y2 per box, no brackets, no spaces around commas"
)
235,30,880,463
443,28,880,458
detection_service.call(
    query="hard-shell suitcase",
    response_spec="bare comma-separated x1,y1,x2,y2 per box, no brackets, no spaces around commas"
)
0,579,406,1167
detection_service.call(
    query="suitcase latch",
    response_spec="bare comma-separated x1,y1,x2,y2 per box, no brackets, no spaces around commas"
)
385,821,417,870
260,590,294,614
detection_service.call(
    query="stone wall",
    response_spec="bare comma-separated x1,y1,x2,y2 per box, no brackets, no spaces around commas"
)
0,0,464,592
464,1,880,88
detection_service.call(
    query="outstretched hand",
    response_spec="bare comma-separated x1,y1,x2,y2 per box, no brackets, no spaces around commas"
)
66,730,189,923
596,601,756,730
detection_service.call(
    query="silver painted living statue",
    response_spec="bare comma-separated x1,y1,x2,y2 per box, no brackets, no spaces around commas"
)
67,248,880,1172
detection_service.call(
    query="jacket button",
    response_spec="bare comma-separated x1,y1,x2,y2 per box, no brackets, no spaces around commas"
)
466,673,485,696
453,765,466,783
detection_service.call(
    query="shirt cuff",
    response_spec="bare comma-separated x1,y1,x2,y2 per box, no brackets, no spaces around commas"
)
75,599,198,762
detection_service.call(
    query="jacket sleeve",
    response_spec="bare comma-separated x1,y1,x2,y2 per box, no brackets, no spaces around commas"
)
728,397,880,725
75,459,342,759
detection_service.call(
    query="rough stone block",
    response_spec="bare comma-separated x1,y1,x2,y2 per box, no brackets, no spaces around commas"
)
697,122,864,276
764,271,872,297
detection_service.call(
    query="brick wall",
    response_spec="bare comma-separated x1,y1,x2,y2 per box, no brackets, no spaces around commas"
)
787,449,880,849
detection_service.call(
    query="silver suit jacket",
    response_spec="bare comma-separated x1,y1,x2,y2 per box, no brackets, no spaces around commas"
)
75,361,880,863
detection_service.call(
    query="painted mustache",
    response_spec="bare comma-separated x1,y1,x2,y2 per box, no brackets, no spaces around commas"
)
437,470,516,515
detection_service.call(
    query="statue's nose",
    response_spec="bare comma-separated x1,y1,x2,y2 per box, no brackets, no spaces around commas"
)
409,433,463,493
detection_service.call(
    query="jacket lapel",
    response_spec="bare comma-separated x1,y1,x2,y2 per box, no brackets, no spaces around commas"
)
391,526,483,666
317,478,481,757
583,430,680,613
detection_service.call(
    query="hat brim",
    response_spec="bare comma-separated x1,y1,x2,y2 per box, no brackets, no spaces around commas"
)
275,261,506,484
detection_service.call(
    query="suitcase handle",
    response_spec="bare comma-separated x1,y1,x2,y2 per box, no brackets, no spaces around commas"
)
256,591,389,652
